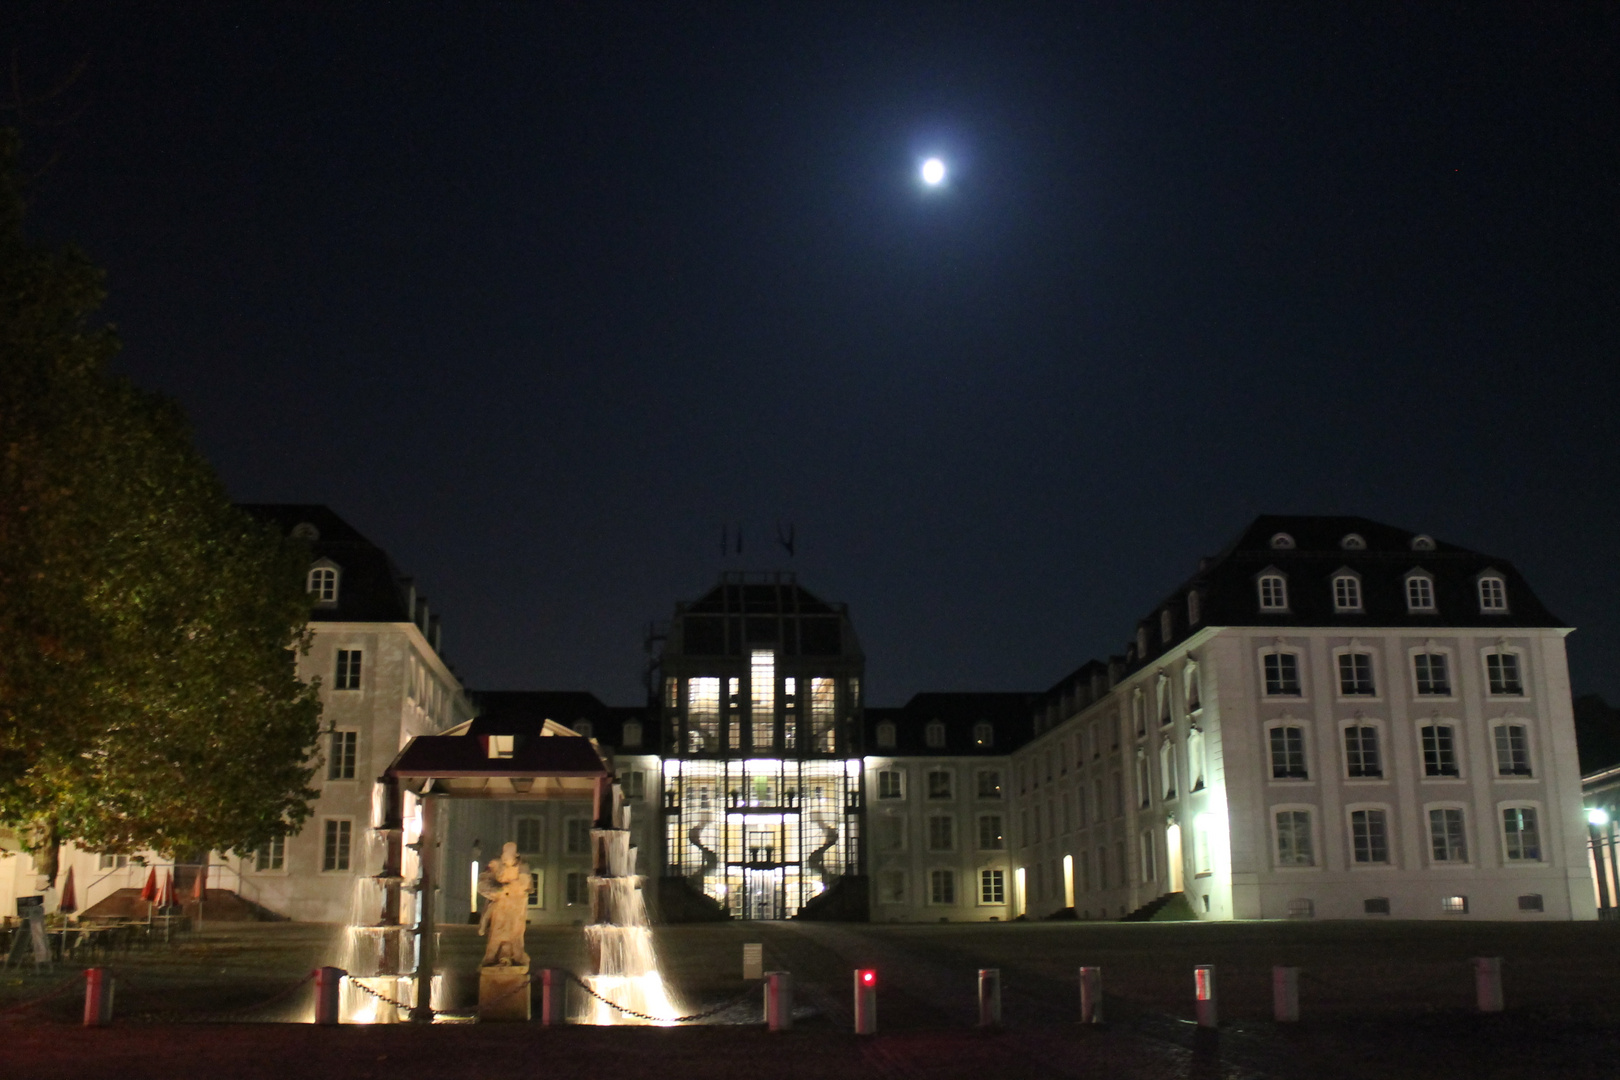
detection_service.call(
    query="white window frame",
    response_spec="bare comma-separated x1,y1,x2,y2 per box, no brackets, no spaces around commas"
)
978,868,1006,906
334,648,364,692
1417,720,1464,780
1184,662,1202,713
1266,721,1311,782
1482,647,1528,698
1258,571,1290,612
1334,647,1379,699
1492,721,1535,779
1259,646,1306,698
1159,739,1178,800
877,768,905,800
928,868,957,906
1271,805,1318,869
1404,569,1437,614
975,769,1003,799
1332,571,1363,614
618,769,645,799
1346,804,1394,867
254,835,286,873
308,560,340,607
321,818,354,873
1410,646,1455,698
1477,573,1509,614
1340,720,1385,781
1424,803,1471,866
1498,802,1544,863
926,767,954,800
327,728,359,781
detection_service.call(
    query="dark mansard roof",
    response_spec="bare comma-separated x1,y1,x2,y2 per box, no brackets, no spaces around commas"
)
240,504,416,623
470,690,653,754
864,692,1039,757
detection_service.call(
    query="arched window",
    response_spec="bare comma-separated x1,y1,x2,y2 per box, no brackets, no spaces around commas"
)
876,721,897,749
1405,570,1436,613
1258,573,1288,612
621,721,642,748
1136,626,1149,656
1270,532,1296,549
972,721,994,748
1478,575,1508,613
1187,589,1202,626
1160,609,1174,644
925,720,946,749
1411,534,1436,551
308,564,339,605
1333,572,1363,613
1340,533,1366,550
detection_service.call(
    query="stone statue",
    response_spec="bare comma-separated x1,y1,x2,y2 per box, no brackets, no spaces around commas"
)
477,841,531,967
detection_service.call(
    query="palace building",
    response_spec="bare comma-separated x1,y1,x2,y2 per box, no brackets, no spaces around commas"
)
1,511,1598,925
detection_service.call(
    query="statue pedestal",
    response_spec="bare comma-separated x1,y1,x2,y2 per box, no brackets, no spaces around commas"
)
478,964,531,1022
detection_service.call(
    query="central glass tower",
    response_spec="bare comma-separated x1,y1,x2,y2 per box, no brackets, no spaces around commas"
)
656,572,865,919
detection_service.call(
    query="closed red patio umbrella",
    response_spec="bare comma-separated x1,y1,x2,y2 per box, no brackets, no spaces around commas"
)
140,867,158,903
58,866,77,914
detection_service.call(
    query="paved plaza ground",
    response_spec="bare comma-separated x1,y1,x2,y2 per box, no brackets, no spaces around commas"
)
4,918,1620,1078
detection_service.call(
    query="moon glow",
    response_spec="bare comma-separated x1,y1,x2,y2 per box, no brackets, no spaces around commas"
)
921,158,946,185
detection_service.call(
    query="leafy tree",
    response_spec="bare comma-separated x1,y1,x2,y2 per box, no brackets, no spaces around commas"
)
0,130,322,880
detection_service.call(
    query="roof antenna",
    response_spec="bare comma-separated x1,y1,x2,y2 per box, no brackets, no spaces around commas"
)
776,521,796,557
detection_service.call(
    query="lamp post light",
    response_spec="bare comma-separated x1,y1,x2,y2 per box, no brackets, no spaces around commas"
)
1590,806,1615,914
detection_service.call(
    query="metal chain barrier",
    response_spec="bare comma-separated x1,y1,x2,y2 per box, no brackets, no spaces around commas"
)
0,974,84,1016
347,976,416,1014
563,970,762,1024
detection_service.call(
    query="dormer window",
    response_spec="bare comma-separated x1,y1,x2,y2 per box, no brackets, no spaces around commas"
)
1411,534,1436,551
1341,533,1366,550
1270,532,1296,550
572,721,594,738
1160,609,1173,645
1187,590,1201,626
876,721,897,749
973,721,994,748
1333,572,1363,613
308,562,340,606
925,720,946,749
622,721,643,748
1405,571,1436,613
1258,573,1289,612
1136,626,1149,655
488,734,515,759
1478,575,1508,613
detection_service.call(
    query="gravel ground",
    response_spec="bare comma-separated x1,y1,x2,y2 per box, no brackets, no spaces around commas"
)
3,919,1619,1079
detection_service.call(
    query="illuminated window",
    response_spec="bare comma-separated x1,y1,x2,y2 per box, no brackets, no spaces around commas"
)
978,814,1004,850
1258,574,1289,611
1486,653,1523,695
334,649,363,690
1263,652,1302,696
1406,573,1436,613
928,815,955,851
664,677,678,708
515,818,542,856
1274,810,1314,866
1428,808,1468,863
1349,809,1389,864
254,836,284,872
1187,728,1206,791
327,730,358,779
687,677,720,752
1479,576,1508,613
877,770,903,799
308,564,339,605
1494,725,1532,777
1501,806,1541,861
979,869,1005,905
322,819,352,871
1441,895,1468,914
1343,726,1381,778
1338,652,1375,696
1421,724,1460,777
1269,726,1308,780
1414,653,1450,695
809,677,837,752
925,720,946,749
976,769,1002,799
929,869,956,905
1333,574,1362,613
972,721,994,748
750,650,775,750
1185,666,1202,712
1160,741,1177,800
876,721,896,749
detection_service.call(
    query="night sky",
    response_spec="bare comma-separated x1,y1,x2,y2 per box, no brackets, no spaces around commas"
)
7,3,1617,706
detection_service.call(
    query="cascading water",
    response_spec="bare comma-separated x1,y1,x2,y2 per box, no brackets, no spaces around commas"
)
577,793,682,1025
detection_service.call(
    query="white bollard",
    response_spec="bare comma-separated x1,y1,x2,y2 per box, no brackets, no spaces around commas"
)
1194,964,1218,1028
1272,966,1300,1023
977,968,1002,1028
1474,957,1504,1013
313,966,345,1025
854,969,877,1034
540,968,567,1027
83,967,115,1027
1079,966,1103,1023
743,942,764,981
766,971,793,1032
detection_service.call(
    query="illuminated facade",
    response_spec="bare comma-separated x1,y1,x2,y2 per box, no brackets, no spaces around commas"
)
655,574,866,919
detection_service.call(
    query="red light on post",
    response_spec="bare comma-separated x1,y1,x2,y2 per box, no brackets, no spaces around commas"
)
861,969,876,986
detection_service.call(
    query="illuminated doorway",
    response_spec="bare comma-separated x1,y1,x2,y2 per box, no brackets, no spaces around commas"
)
1165,823,1185,893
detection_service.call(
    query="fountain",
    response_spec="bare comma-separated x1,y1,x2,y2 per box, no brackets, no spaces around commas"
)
577,784,681,1025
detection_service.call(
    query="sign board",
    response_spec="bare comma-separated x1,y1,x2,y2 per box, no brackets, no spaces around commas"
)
743,942,763,980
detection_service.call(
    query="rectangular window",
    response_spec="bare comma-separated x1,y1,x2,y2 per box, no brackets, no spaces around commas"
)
1486,653,1523,695
688,677,720,752
750,650,775,750
515,818,543,856
98,853,129,870
879,815,906,851
618,770,645,799
976,770,1003,799
1414,653,1450,695
929,869,956,905
1269,726,1308,780
1334,575,1362,612
1441,895,1469,914
1343,726,1382,779
1428,808,1468,862
1421,725,1460,777
1264,653,1302,696
565,871,589,905
255,836,285,872
622,721,643,748
1275,810,1314,866
1479,578,1508,611
1494,725,1532,777
878,770,903,799
927,769,953,799
1349,809,1389,864
322,819,352,871
879,870,906,904
1407,576,1435,612
327,730,358,780
979,868,1005,905
335,649,363,691
565,818,592,855
1259,575,1288,610
809,677,837,753
1338,653,1376,696
978,814,1004,850
1502,807,1541,861
928,816,955,851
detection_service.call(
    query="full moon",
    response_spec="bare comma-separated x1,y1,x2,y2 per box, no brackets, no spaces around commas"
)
921,157,946,185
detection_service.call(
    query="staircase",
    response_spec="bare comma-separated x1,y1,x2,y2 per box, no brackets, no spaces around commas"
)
81,888,282,923
1119,891,1196,922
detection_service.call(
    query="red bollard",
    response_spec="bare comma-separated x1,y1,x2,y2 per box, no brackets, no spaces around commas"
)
314,966,345,1025
540,969,567,1027
83,967,115,1027
853,969,877,1034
